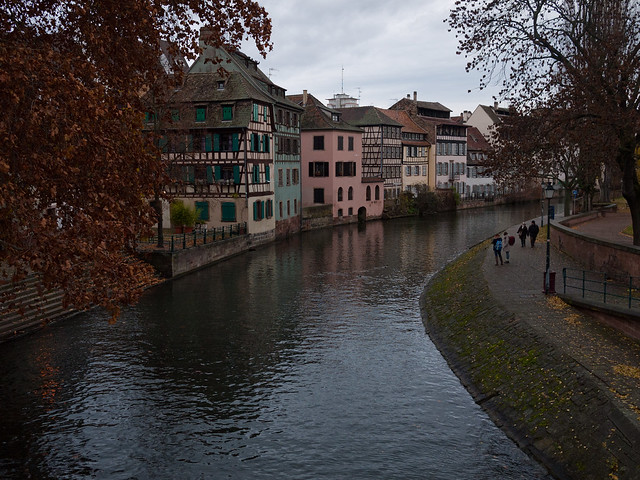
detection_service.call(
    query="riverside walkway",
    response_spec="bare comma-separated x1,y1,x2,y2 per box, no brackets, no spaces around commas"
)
422,209,640,479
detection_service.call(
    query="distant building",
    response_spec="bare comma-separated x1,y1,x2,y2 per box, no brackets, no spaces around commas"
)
390,93,468,198
337,106,404,199
464,103,511,143
382,109,432,195
288,91,383,225
466,126,496,198
327,93,359,109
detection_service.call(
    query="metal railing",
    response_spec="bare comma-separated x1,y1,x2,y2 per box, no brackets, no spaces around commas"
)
139,223,247,253
562,268,640,311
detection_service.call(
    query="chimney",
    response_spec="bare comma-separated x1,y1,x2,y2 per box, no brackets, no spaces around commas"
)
406,94,410,98
303,89,308,107
494,101,499,109
462,110,471,122
413,91,417,101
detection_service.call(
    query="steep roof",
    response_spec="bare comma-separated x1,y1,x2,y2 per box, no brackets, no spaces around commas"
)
467,125,491,152
381,109,431,145
336,106,403,127
188,40,302,112
288,92,362,132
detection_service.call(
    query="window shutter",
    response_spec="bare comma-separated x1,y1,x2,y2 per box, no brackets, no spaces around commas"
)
263,134,270,153
214,166,221,181
232,133,239,152
253,165,259,183
206,166,213,184
253,104,259,121
309,162,314,177
253,201,258,221
158,136,168,152
221,202,236,222
188,166,195,183
260,201,265,219
233,165,240,184
205,134,212,152
263,106,268,122
186,135,193,152
213,134,220,152
195,201,209,221
265,165,270,182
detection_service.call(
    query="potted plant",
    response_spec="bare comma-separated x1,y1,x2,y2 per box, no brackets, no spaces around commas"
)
170,200,198,233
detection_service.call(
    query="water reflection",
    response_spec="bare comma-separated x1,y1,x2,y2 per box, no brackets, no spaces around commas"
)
0,205,551,479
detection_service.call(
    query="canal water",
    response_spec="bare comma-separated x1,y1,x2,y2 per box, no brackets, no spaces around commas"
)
0,204,553,480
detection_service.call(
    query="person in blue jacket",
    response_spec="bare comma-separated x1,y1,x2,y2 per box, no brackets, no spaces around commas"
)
492,233,503,265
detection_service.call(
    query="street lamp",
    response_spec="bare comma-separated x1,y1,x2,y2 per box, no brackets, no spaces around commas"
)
544,182,554,294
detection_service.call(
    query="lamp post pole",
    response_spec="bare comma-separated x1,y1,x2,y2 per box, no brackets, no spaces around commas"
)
544,182,554,294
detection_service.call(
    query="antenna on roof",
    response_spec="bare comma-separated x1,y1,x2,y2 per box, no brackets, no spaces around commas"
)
268,67,278,79
341,65,344,94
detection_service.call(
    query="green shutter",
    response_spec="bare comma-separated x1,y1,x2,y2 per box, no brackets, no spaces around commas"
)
222,202,236,222
205,134,212,152
171,109,180,122
188,166,195,183
253,104,259,121
253,201,258,221
196,106,206,122
265,165,270,182
233,165,240,184
206,166,213,184
186,134,193,152
222,106,232,121
232,133,239,151
253,165,259,183
158,136,168,152
214,165,221,181
260,201,265,219
263,106,267,122
213,134,220,152
264,134,270,153
195,201,209,221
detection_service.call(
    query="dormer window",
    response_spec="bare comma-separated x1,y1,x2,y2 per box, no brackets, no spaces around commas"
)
217,81,225,90
332,113,339,122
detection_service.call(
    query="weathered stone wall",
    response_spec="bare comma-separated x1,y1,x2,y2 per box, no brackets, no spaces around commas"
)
140,231,274,278
553,218,640,279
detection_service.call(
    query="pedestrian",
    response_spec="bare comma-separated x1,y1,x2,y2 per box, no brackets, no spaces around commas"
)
517,222,528,247
492,233,503,265
528,220,540,247
502,232,511,263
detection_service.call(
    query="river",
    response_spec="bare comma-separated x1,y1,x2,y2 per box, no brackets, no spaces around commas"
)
0,203,553,479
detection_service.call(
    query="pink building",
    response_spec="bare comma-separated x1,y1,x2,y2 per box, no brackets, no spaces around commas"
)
288,92,384,225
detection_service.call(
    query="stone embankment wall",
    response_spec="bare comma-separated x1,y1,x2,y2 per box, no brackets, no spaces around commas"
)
421,243,640,480
554,211,640,279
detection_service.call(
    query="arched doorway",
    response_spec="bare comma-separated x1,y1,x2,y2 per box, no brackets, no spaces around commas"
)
357,206,367,225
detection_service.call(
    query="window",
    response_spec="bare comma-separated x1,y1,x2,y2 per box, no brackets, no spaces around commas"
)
253,200,265,220
348,207,353,216
313,188,324,204
252,165,260,183
144,111,155,123
292,168,299,185
406,166,411,176
221,202,236,222
278,169,284,187
222,105,233,121
253,103,259,122
338,187,343,201
196,106,206,122
171,110,180,122
348,186,353,200
294,199,297,214
366,186,371,201
338,208,343,217
287,200,290,216
348,136,354,151
286,169,291,186
279,201,283,218
422,166,427,176
336,162,356,177
309,162,329,177
375,185,380,200
195,201,209,221
217,81,225,90
337,136,344,151
313,136,325,150
414,166,420,176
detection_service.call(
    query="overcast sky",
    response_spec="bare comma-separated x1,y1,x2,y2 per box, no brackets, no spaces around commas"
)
240,0,505,116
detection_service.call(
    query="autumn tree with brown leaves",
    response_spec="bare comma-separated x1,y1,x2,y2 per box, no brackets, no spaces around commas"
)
0,0,272,318
449,0,640,245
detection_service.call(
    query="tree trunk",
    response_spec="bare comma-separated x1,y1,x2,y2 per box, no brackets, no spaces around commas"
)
617,132,640,245
152,196,164,248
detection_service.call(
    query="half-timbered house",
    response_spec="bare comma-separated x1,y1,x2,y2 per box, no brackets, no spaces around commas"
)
336,107,403,199
143,32,302,242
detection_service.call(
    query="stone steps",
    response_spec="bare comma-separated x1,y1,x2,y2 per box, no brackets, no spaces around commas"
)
0,276,75,342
